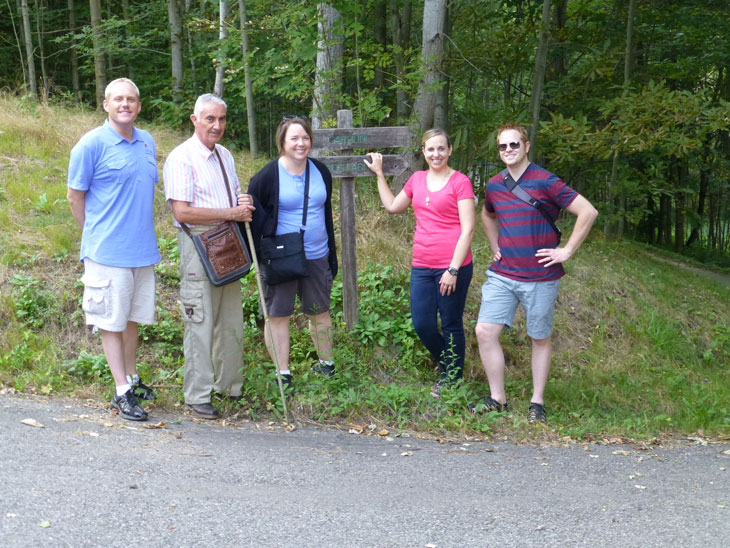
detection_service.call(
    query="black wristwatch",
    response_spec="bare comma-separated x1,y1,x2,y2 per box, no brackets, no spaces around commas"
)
447,267,459,276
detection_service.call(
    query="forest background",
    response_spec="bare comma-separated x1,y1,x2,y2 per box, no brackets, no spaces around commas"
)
1,0,729,439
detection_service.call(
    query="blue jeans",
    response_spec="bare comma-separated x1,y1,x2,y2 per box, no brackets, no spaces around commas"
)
410,262,473,383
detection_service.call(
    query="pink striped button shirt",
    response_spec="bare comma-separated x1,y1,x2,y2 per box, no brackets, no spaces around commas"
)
163,134,241,227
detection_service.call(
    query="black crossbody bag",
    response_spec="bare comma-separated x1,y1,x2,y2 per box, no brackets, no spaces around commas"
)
259,161,310,285
501,169,562,245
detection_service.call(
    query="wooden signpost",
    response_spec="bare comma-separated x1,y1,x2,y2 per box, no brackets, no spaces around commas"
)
312,110,410,329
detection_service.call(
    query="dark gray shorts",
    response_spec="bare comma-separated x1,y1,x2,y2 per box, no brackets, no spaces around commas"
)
261,255,333,317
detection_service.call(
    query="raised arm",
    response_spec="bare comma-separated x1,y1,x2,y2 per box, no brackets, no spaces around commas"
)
363,152,411,214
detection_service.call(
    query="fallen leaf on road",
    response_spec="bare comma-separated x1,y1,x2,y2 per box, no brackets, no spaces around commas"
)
401,451,413,457
613,450,631,456
142,421,168,430
347,422,367,434
722,450,730,455
635,485,646,489
80,431,100,437
425,544,437,548
40,521,51,528
378,429,389,436
21,418,44,428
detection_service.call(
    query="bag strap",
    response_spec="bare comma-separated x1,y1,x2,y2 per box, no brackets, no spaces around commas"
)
180,146,235,238
300,160,310,233
501,169,562,244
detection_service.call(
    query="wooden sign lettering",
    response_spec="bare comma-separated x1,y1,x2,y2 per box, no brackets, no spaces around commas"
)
312,127,410,151
319,154,407,178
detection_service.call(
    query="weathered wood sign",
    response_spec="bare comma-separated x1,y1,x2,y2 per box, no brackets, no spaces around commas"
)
312,127,411,150
316,155,407,178
311,113,411,328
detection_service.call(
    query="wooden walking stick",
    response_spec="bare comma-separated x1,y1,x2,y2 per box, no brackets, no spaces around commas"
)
244,221,289,424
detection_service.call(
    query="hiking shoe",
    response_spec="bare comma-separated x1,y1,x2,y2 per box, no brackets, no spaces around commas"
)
430,380,446,399
187,402,219,419
311,362,335,379
276,373,294,396
467,397,509,416
110,390,148,421
528,402,547,424
132,378,155,401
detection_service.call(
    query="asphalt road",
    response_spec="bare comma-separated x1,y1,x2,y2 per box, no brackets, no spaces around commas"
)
2,393,729,548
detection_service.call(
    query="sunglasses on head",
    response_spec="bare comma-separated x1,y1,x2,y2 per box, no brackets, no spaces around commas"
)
498,141,521,152
282,115,308,121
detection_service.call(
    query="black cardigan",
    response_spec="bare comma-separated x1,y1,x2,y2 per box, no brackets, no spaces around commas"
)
246,157,338,278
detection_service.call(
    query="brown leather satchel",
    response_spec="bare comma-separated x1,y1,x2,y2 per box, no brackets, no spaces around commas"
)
180,149,251,286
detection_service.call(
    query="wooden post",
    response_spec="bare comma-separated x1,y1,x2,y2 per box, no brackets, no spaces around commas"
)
337,110,358,329
311,114,409,329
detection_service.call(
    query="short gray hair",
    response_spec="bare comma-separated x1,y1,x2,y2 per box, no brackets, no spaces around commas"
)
194,94,227,118
105,78,140,99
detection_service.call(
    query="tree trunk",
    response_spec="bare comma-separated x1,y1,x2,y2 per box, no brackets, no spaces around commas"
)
394,0,446,191
89,0,106,108
238,0,258,156
604,0,635,238
33,0,48,100
68,0,81,102
433,3,451,130
20,0,38,98
390,0,411,122
372,0,386,88
312,3,343,129
167,0,184,104
527,0,551,158
213,0,228,97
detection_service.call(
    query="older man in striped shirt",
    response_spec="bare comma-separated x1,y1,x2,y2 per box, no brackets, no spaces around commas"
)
163,93,254,419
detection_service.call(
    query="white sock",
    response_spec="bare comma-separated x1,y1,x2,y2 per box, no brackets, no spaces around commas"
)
116,384,131,397
320,360,334,366
126,374,140,386
278,369,291,376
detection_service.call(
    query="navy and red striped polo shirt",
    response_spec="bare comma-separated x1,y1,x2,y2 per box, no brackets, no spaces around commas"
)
484,163,577,282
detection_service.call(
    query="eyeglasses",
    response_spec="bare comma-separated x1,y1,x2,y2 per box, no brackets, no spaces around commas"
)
498,141,521,152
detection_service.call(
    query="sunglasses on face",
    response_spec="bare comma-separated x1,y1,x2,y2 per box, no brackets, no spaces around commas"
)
498,141,521,152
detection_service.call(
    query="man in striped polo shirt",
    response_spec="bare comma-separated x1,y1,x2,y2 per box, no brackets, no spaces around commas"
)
473,124,598,424
163,94,254,419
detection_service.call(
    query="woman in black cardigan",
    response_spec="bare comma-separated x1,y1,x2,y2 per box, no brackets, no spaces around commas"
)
247,117,338,393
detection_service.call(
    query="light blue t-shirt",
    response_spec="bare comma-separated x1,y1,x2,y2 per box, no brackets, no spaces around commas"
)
68,120,161,267
277,159,329,260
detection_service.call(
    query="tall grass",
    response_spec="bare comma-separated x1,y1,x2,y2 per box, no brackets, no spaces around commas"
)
1,95,729,439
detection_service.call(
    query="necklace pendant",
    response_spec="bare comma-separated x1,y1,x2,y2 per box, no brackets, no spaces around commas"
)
425,196,430,206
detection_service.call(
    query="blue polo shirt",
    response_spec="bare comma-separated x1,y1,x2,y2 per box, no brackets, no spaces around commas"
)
68,120,161,267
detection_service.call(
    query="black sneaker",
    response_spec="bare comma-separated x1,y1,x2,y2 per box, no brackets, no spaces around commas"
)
467,397,509,416
132,378,155,401
110,390,148,421
311,362,335,379
276,373,294,396
528,402,547,425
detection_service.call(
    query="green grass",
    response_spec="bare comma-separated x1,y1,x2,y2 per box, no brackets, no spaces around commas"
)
1,95,729,440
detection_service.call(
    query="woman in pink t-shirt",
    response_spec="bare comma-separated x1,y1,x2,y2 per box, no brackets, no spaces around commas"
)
365,129,475,397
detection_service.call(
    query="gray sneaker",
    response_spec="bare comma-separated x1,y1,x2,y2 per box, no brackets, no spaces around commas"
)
110,390,148,421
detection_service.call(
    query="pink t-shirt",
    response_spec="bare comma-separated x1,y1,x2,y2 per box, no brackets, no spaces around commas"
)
403,170,475,268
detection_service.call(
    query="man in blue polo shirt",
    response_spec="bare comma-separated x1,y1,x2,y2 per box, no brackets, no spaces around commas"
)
67,78,160,422
473,123,598,424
